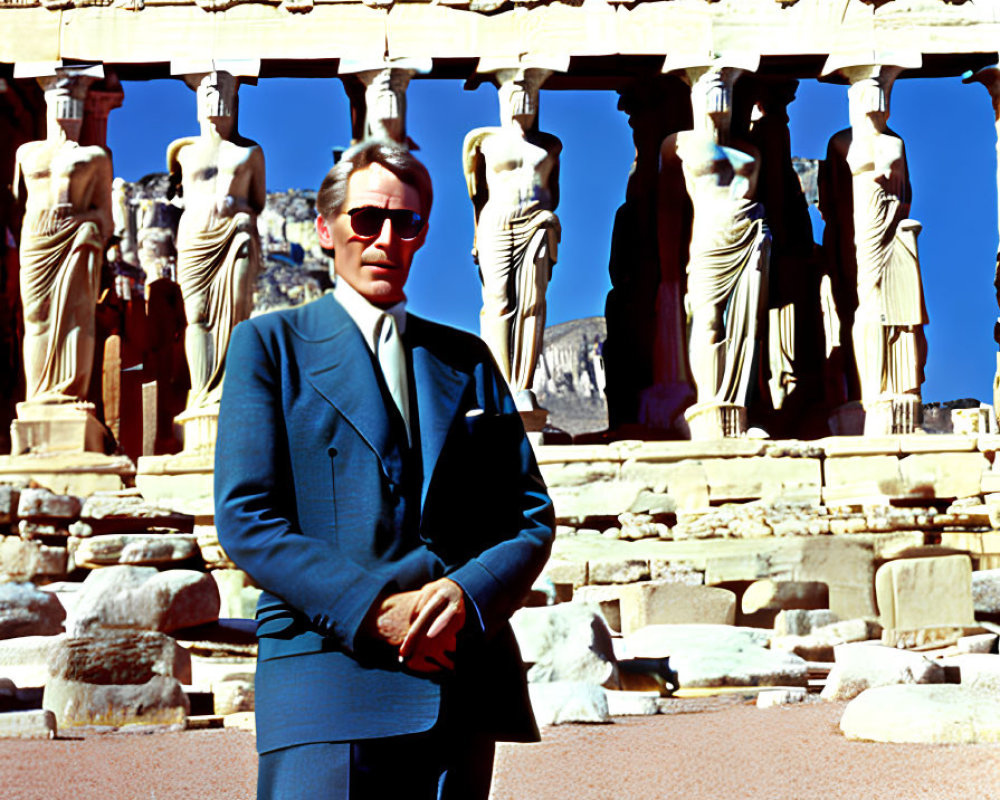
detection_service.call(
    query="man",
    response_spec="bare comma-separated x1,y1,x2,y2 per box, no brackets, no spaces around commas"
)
215,139,555,800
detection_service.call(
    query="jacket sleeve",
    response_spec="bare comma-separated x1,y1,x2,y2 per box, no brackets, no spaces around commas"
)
214,320,399,652
444,355,556,639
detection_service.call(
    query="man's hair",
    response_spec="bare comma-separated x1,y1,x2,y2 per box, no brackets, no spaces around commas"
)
316,139,433,220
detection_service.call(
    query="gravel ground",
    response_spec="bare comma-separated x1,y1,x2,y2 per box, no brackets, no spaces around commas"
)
1,699,998,800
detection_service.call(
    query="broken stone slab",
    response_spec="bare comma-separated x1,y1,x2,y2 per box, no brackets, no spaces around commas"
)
0,537,68,582
67,565,220,635
511,603,618,686
43,675,188,732
770,619,878,662
0,582,65,639
549,482,648,526
875,555,976,631
528,681,610,726
213,678,255,715
0,486,20,525
541,559,588,594
972,569,1000,615
773,609,839,637
628,491,677,518
604,689,660,716
587,558,650,585
170,619,258,658
649,561,704,584
617,512,668,541
79,492,194,535
741,580,829,614
820,642,945,702
939,653,1000,695
0,635,66,687
0,709,56,739
619,625,807,689
899,452,989,499
17,520,71,540
73,533,199,568
619,460,710,512
48,630,192,685
756,687,807,708
16,488,82,521
618,582,736,634
840,684,1000,744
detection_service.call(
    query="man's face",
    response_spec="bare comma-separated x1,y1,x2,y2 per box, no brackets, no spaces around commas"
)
317,163,428,308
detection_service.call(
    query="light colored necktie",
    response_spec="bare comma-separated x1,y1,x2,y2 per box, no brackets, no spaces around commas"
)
375,312,411,443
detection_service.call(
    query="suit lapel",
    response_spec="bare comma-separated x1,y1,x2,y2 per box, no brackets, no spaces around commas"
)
298,294,398,478
408,315,473,517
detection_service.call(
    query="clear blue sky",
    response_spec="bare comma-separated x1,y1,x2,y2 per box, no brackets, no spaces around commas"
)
108,74,999,405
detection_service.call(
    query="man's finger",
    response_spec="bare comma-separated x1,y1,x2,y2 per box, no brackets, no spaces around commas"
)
399,590,448,657
425,603,458,640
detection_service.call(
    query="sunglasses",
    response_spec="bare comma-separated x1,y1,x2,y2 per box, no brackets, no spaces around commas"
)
347,206,425,240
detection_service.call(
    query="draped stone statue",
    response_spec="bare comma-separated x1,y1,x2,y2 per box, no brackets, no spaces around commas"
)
825,64,927,435
661,62,770,439
13,71,111,419
463,67,561,413
168,70,265,424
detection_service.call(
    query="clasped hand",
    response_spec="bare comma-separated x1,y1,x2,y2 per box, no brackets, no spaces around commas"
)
366,578,466,674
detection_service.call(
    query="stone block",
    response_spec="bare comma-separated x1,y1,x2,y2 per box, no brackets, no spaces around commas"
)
549,483,647,524
0,709,56,739
630,440,765,460
604,689,660,716
627,491,677,517
840,684,1000,744
0,635,66,687
773,609,838,637
511,603,617,686
43,675,188,731
899,434,977,453
572,585,624,632
190,656,256,690
73,533,199,568
79,493,194,535
823,456,903,504
213,678,255,715
770,619,876,662
875,555,976,630
0,582,65,639
821,642,945,702
649,561,704,584
899,452,989,499
618,582,736,634
0,486,20,525
940,653,1000,695
619,460,711,511
587,558,650,585
820,436,901,456
972,569,1000,614
48,630,192,685
211,569,262,620
535,444,621,465
16,488,81,521
756,688,807,708
196,525,236,570
741,580,829,614
67,565,220,635
541,559,587,591
528,681,610,726
538,461,619,489
0,537,68,582
134,454,215,518
702,457,821,504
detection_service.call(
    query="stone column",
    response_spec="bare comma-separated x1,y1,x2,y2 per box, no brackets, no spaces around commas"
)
822,59,927,436
964,64,1000,429
462,65,562,429
11,64,112,455
339,59,430,147
661,56,770,439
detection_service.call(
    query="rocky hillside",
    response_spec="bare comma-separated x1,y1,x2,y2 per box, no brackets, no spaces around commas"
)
533,317,608,436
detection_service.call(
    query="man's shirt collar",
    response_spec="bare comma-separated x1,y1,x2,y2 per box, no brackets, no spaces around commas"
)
333,278,407,353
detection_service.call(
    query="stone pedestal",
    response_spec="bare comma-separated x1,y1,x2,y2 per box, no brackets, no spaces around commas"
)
865,394,921,436
11,403,106,456
175,405,219,455
684,402,747,440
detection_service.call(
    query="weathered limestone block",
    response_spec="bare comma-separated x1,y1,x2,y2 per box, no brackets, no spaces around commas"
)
756,687,807,708
0,486,21,525
18,520,71,540
604,689,660,717
538,461,619,489
16,488,82,521
620,624,807,689
773,608,838,637
628,491,677,517
0,583,65,639
43,675,188,731
840,684,1000,744
190,656,256,690
617,512,668,541
572,585,624,632
619,460,711,511
770,619,877,662
0,635,66,687
74,534,199,568
821,642,945,702
875,555,976,631
899,452,989,499
79,493,194,535
549,483,648,524
940,653,1000,695
528,681,610,725
823,456,903,504
618,582,736,634
649,561,704,584
701,457,822,504
47,630,192,685
213,677,255,715
587,558,650,585
67,566,220,634
211,569,262,620
195,525,236,570
0,537,68,581
972,568,1000,615
741,580,829,614
541,559,587,592
511,603,617,686
0,709,57,739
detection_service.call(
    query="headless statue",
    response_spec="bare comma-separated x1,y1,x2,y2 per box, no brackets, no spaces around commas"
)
661,66,769,432
825,69,926,432
168,70,265,412
13,73,112,406
463,68,561,407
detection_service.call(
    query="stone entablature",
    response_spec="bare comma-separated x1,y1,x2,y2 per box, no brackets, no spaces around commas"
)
2,0,999,65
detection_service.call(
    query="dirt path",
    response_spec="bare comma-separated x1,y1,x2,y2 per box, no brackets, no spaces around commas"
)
1,700,998,800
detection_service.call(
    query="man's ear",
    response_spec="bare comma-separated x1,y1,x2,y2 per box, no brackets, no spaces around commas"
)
316,214,335,248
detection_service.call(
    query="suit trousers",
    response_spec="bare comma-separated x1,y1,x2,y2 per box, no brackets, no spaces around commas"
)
257,724,496,800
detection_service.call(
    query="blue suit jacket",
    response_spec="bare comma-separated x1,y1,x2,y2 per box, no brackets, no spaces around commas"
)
215,293,554,754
